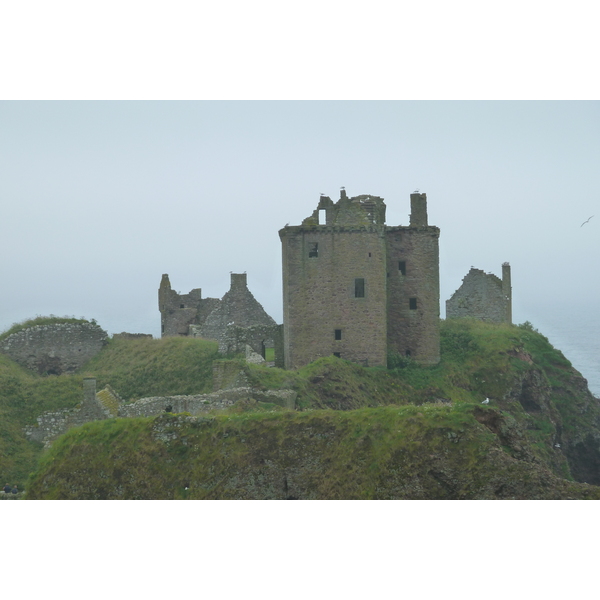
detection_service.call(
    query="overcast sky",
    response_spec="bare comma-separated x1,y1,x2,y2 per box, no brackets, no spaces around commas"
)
1,101,598,338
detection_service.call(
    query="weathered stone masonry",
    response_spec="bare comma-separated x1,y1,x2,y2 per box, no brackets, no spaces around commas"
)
0,322,108,375
446,263,512,324
159,272,282,365
26,374,296,448
279,190,440,369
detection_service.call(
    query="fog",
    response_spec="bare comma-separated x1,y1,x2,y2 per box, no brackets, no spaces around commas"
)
1,101,598,338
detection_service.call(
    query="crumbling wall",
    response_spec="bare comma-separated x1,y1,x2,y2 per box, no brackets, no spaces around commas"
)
25,371,296,448
446,264,512,324
0,322,108,375
158,274,221,337
159,272,278,358
118,388,296,418
24,379,121,448
197,274,277,349
218,323,281,357
212,360,250,391
386,196,441,366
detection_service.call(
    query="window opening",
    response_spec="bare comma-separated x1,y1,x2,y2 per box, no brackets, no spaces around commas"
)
354,278,365,298
180,304,185,308
334,329,342,340
318,209,327,225
405,349,411,357
368,252,372,257
309,243,318,258
409,298,417,310
333,352,341,358
398,261,406,275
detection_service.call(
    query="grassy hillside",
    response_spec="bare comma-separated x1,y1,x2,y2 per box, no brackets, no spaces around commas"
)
26,407,600,500
0,335,219,486
3,317,600,497
80,336,220,400
18,318,600,498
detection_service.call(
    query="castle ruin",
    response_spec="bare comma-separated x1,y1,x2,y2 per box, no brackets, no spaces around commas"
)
279,190,440,369
0,321,108,375
446,263,512,324
159,272,281,363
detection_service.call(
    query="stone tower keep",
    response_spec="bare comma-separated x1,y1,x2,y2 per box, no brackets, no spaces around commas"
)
279,190,440,369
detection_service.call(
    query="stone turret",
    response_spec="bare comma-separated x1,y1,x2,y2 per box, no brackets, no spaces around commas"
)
502,262,512,324
410,192,428,227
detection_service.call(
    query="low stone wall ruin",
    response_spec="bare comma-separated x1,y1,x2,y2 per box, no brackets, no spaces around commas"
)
119,388,296,418
0,322,108,375
25,375,296,448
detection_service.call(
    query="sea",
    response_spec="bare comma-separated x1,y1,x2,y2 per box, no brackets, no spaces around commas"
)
517,302,600,398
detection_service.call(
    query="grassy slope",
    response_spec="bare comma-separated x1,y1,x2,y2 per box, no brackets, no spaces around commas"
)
21,319,600,499
3,317,599,496
26,407,600,500
0,336,219,485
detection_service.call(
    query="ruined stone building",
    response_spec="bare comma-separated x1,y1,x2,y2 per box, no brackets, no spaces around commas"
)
0,321,108,375
279,190,440,369
446,263,512,324
159,272,281,362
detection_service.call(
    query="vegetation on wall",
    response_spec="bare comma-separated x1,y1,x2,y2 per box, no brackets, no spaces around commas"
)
0,315,98,342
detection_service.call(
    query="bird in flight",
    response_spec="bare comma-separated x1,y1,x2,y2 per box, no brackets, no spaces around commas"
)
581,215,594,227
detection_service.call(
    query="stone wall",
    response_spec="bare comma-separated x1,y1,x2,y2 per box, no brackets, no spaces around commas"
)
195,273,277,353
160,272,281,363
386,220,441,365
0,322,108,375
118,387,296,418
112,333,153,340
24,378,120,448
217,323,281,358
0,490,24,500
25,372,296,447
158,274,219,337
446,264,512,324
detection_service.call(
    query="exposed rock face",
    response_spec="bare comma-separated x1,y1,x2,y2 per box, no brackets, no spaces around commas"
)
0,322,108,375
492,355,600,486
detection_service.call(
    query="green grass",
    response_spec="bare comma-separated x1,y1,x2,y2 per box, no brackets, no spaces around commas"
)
0,315,98,342
0,335,220,486
26,404,600,500
2,317,598,495
81,336,220,400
